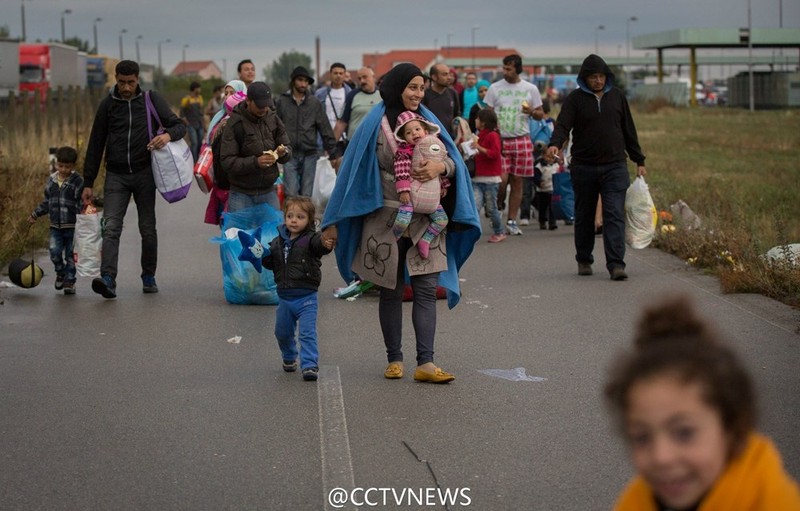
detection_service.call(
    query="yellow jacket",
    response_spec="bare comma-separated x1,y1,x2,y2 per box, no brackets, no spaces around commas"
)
613,433,800,511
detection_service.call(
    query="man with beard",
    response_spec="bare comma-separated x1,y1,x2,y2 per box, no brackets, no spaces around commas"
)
423,63,461,138
275,66,339,198
82,60,186,298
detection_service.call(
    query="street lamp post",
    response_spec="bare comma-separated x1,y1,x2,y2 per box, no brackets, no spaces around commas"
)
157,39,170,89
594,25,605,55
471,25,479,71
60,9,71,43
182,44,189,71
747,0,754,112
446,33,454,58
135,35,142,63
626,16,638,60
21,0,31,42
118,29,127,60
93,17,102,53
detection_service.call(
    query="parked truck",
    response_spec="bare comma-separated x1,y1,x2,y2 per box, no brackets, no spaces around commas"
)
19,42,83,101
86,54,119,91
0,39,20,98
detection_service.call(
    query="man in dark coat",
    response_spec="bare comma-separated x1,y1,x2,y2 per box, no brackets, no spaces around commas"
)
547,54,647,281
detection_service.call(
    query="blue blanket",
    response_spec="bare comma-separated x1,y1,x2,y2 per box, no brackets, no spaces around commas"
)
321,104,481,308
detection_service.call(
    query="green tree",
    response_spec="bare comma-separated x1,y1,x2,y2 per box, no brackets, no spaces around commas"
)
266,51,313,93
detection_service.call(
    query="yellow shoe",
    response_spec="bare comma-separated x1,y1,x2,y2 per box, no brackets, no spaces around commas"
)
413,366,455,384
384,362,404,379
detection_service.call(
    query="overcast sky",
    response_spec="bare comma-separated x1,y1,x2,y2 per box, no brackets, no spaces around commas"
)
9,0,798,79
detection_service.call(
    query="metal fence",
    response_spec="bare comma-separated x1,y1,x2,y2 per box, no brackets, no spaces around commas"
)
0,87,105,157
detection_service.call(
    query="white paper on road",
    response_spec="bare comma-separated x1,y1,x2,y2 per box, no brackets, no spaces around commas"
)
226,336,242,344
478,367,547,382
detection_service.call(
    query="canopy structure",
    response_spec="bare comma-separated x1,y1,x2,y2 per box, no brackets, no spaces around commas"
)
633,28,800,105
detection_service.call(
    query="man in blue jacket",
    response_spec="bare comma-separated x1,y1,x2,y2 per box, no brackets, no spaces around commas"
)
547,54,647,281
82,60,186,298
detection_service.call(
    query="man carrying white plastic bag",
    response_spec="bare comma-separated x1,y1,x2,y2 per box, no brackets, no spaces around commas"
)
546,54,648,281
82,60,186,299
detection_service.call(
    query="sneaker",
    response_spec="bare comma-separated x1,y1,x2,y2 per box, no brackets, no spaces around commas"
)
63,281,76,295
142,275,159,293
549,224,558,231
564,218,574,226
506,220,522,236
91,275,117,299
302,367,319,381
54,274,65,290
384,362,404,379
282,359,298,372
610,268,628,281
578,262,593,276
488,233,507,243
539,223,547,230
519,218,530,226
413,366,455,384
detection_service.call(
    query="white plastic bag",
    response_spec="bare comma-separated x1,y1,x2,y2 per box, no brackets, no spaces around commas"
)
625,176,657,249
312,156,337,215
74,210,103,277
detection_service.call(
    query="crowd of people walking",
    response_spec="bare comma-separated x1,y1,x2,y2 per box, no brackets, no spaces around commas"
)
20,50,800,510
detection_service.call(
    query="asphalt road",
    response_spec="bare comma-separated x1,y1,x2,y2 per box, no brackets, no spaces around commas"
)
2,189,798,511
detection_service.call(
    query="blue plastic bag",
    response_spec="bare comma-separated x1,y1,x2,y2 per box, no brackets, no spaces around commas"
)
210,203,283,305
551,171,575,221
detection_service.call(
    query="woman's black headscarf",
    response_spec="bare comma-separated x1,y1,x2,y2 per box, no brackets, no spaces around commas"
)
380,63,424,130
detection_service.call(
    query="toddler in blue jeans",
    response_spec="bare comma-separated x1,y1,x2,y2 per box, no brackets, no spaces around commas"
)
262,196,334,381
28,146,84,295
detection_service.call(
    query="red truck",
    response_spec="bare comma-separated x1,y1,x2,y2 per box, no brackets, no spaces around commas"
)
19,43,85,101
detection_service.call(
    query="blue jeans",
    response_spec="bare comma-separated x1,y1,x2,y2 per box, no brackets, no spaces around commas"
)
275,292,320,370
102,171,157,280
49,227,76,282
227,190,280,213
570,162,630,271
282,152,319,197
187,125,204,162
473,182,503,235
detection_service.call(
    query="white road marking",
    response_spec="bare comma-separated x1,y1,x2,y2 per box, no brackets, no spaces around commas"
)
318,365,358,510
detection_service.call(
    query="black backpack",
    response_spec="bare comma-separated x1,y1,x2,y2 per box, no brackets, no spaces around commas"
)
211,120,244,191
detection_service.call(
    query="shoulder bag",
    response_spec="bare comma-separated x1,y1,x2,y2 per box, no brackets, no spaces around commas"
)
145,91,193,203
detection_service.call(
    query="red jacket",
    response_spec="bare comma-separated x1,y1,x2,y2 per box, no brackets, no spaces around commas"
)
474,128,502,177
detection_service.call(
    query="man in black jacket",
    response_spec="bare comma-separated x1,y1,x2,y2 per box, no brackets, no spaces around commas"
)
547,54,647,281
82,60,186,299
219,81,291,212
274,66,338,198
423,63,461,138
